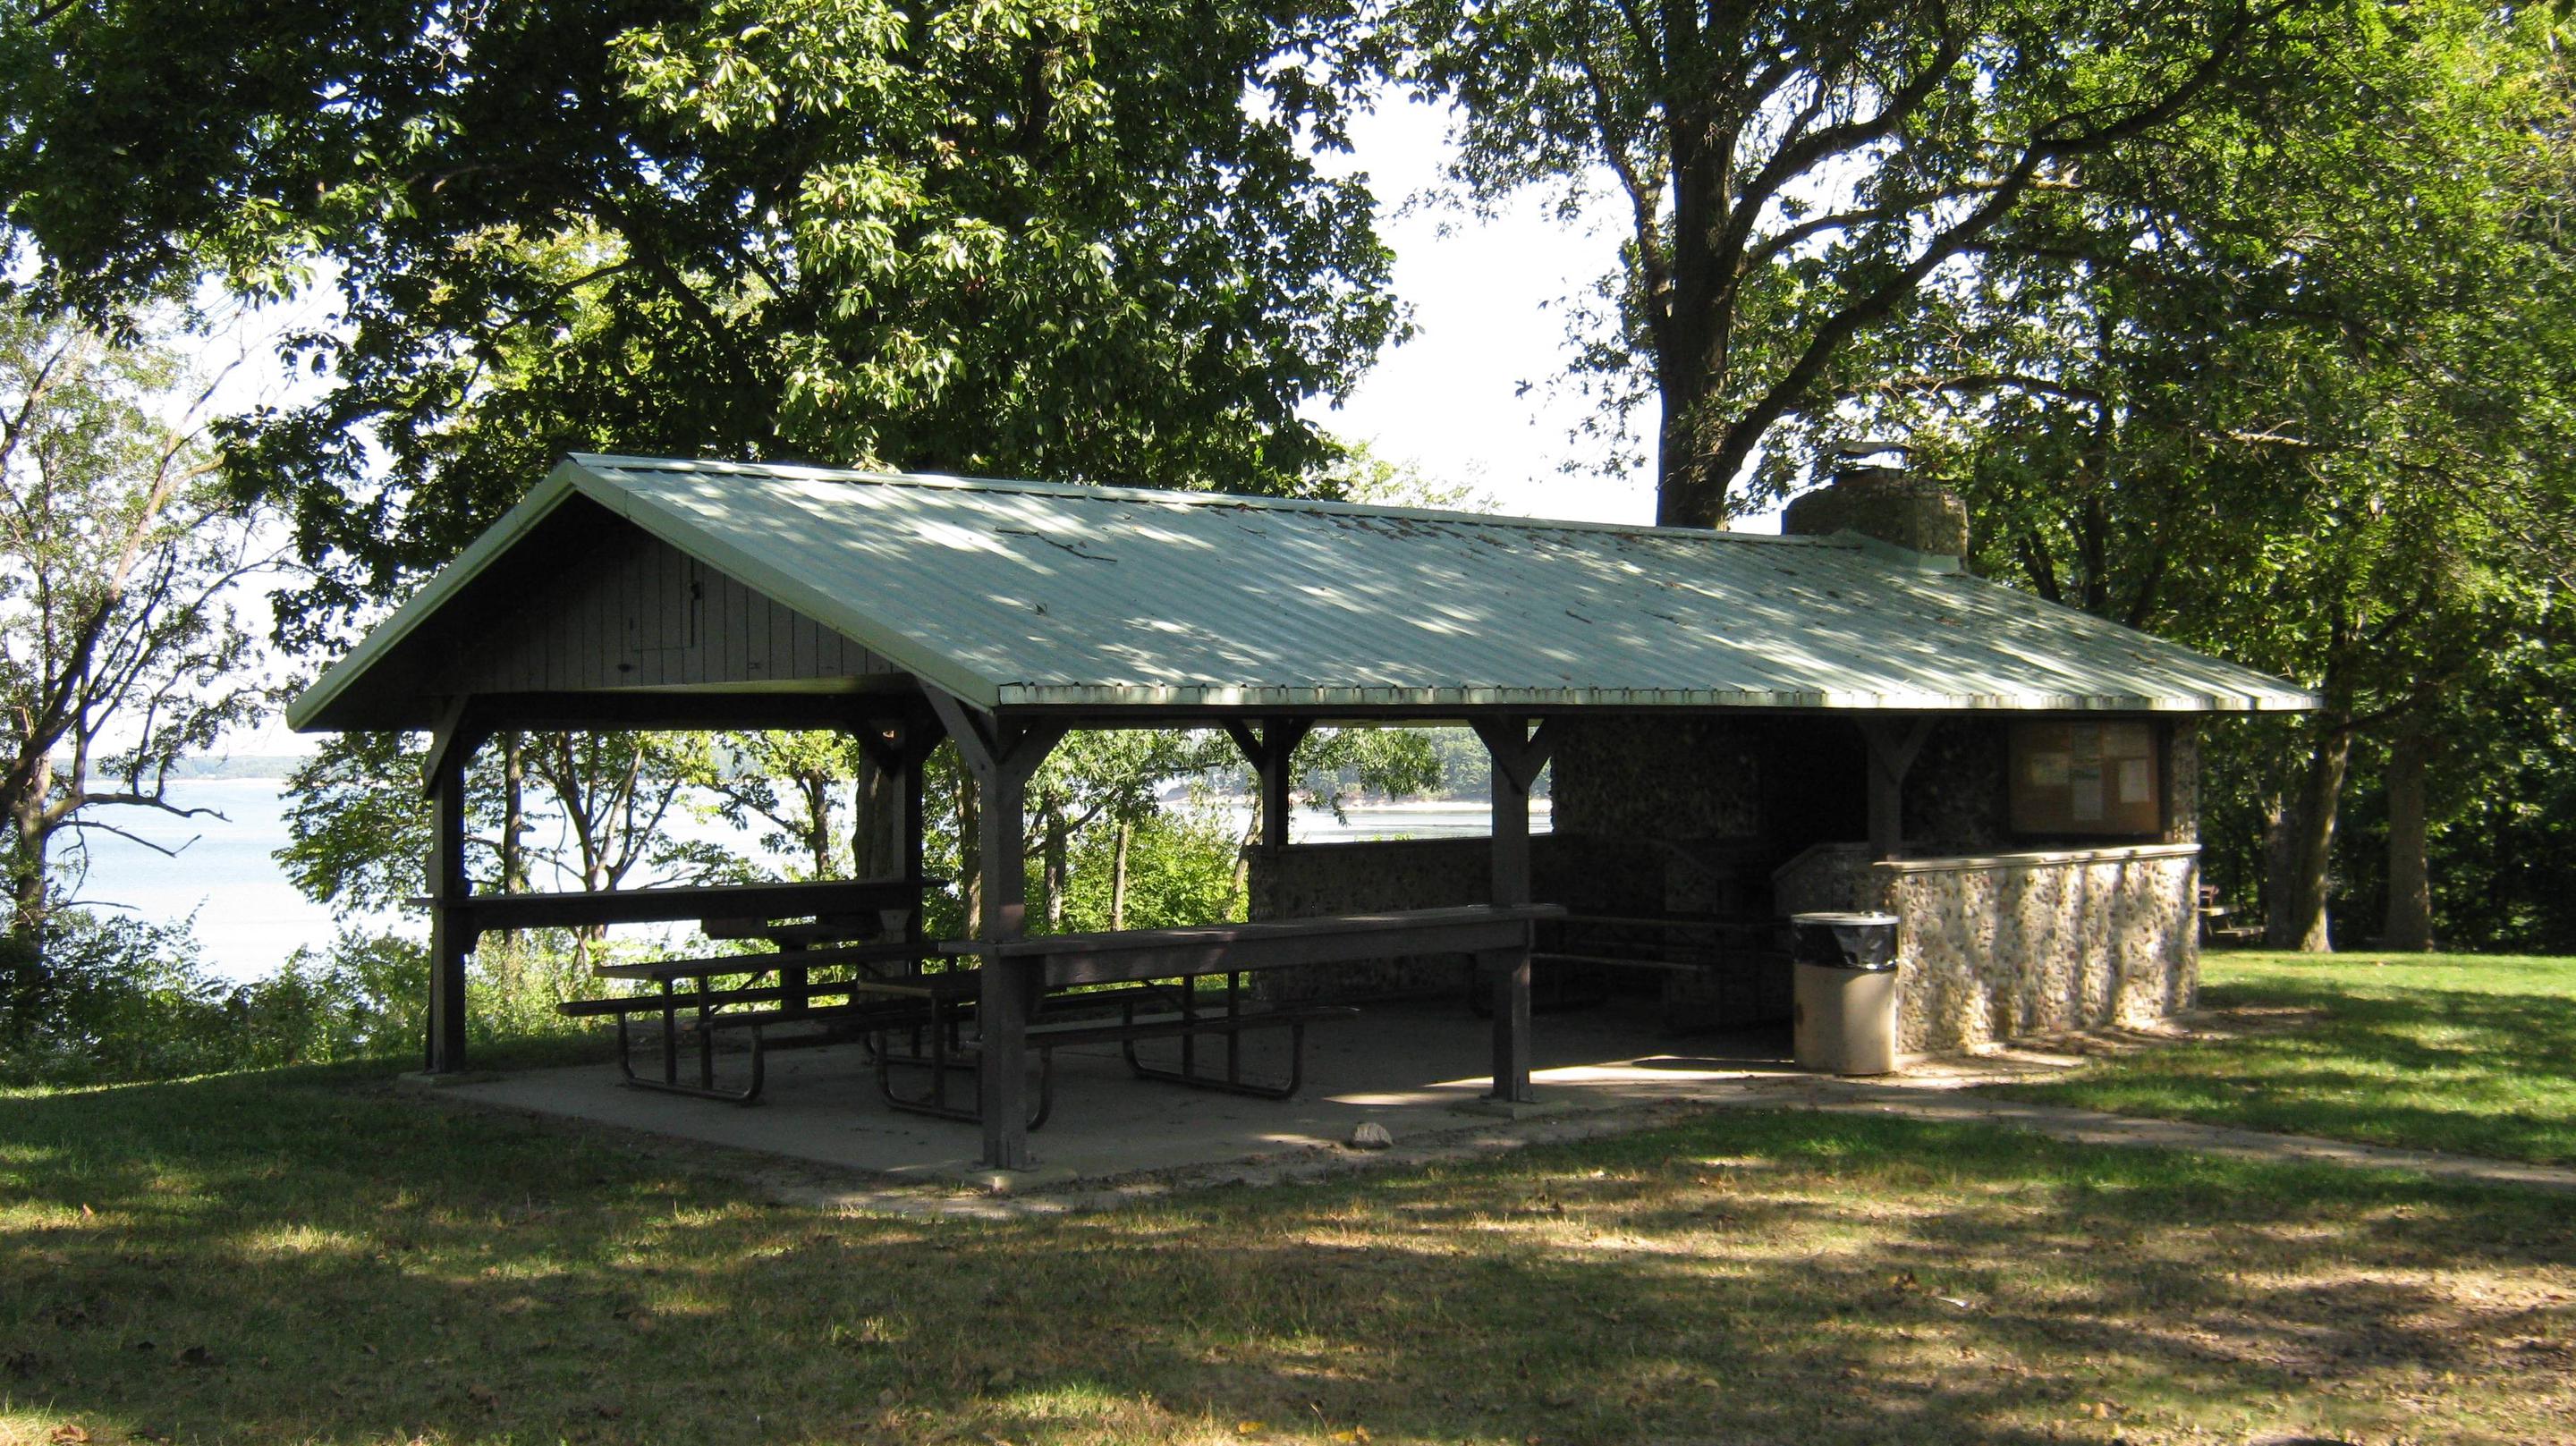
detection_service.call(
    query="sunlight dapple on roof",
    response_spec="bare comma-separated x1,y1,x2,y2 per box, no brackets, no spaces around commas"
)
288,453,2314,731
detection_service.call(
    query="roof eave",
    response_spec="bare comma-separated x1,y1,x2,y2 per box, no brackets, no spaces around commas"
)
990,683,2322,712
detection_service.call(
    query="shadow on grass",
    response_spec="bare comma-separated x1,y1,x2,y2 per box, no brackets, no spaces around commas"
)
2002,979,2576,1166
4,1065,2573,1444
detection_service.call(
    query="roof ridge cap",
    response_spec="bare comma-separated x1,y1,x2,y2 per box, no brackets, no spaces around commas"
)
567,452,1829,548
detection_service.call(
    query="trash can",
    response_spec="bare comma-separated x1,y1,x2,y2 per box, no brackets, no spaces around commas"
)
1789,911,1902,1076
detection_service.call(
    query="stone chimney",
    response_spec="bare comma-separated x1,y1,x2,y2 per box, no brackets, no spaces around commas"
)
1781,453,1969,561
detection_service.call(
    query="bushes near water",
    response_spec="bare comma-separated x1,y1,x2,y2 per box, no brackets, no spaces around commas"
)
0,916,599,1087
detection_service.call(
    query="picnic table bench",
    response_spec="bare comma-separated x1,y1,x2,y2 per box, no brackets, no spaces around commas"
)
1523,911,1792,1027
882,904,1560,1132
515,876,945,1104
855,965,1356,1128
2196,884,2260,946
559,936,928,1103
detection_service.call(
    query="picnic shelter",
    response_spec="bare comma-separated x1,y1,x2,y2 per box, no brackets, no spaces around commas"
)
286,453,2314,1171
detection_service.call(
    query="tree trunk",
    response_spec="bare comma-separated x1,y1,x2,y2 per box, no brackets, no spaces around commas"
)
2383,730,2435,951
1232,814,1258,902
1110,822,1131,931
6,828,47,942
2,785,51,1038
6,753,55,939
2262,791,2299,946
800,771,835,878
1039,791,1068,930
500,731,527,893
2275,710,2352,952
1656,387,1730,529
852,745,901,879
958,778,982,938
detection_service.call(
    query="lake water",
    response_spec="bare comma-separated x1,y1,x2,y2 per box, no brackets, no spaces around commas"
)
60,778,349,983
66,780,1546,983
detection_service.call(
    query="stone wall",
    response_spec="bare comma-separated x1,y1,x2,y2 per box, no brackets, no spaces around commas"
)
1550,716,1765,839
1772,842,1873,917
2162,723,2201,845
1249,716,2206,1049
1553,714,2195,861
1245,836,1504,1001
1866,844,2200,1054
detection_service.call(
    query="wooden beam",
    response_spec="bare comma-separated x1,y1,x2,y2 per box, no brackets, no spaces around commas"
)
436,689,920,734
1470,717,1557,907
1857,716,1935,862
431,875,940,938
851,708,942,886
924,689,1066,1171
960,904,1560,985
1484,943,1534,1104
1218,719,1266,765
417,696,487,801
902,737,928,946
1470,717,1558,795
851,705,939,776
1223,717,1314,851
1470,717,1554,1104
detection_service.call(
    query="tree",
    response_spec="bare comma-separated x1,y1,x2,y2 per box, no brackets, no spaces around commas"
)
0,0,1404,647
0,304,278,1034
1383,0,2320,525
280,727,744,977
1029,731,1241,929
917,724,1444,935
1752,0,2576,949
691,731,869,882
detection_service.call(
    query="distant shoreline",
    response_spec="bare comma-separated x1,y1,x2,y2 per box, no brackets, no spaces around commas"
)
49,756,308,782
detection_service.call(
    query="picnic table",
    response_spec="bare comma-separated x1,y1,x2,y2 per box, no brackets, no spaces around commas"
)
866,904,1563,1130
534,876,946,1103
1523,911,1793,1027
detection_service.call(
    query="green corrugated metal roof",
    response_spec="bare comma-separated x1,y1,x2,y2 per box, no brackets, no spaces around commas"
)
287,452,2318,729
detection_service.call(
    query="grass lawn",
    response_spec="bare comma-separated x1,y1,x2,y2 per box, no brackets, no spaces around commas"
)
1989,951,2576,1166
4,1063,2573,1444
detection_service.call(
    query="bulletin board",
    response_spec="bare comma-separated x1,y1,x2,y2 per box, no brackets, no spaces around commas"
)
2008,721,2161,837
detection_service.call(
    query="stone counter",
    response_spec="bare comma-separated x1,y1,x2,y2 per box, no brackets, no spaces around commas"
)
1871,844,2199,1053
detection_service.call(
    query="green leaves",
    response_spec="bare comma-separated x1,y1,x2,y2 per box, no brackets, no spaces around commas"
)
1393,0,2319,522
4,0,1401,639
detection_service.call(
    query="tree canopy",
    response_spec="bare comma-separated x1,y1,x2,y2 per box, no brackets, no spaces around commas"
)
1383,0,2334,525
1,0,1403,643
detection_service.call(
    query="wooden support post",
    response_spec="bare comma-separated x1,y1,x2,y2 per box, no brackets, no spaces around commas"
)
925,690,1065,1171
1470,717,1556,907
854,711,939,954
902,739,928,950
423,719,482,1073
1470,716,1555,1102
1222,716,1314,852
1484,944,1534,1104
1857,716,1934,863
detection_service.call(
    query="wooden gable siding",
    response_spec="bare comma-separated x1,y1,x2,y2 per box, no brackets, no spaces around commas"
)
438,523,899,694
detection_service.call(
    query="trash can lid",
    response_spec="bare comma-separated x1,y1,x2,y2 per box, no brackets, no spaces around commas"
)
1788,911,1900,927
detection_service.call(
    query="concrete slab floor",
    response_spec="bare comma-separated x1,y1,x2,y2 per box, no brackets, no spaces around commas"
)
433,998,1808,1199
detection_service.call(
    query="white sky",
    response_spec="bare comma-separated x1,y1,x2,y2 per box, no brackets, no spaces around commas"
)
1310,97,1661,525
